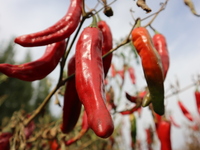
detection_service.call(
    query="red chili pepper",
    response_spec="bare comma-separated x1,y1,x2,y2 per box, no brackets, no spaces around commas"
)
14,0,82,47
178,100,193,121
61,55,82,134
145,127,153,150
97,18,113,77
49,140,60,150
152,33,170,79
0,40,66,81
65,111,89,146
194,90,200,115
131,19,165,115
169,115,180,128
125,92,137,103
128,67,136,84
119,106,140,115
0,132,12,150
75,18,114,138
156,120,172,150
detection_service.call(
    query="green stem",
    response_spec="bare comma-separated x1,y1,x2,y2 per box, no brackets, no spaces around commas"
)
89,15,98,28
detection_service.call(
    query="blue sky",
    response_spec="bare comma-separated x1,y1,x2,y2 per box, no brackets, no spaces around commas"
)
0,0,200,149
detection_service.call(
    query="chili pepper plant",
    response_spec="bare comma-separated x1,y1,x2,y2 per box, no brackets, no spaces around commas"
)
0,0,200,150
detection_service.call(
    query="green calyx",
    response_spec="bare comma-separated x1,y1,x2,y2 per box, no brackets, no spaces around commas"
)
89,15,98,28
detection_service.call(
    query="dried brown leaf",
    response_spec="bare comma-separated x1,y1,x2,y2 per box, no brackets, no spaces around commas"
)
137,0,152,13
184,0,200,17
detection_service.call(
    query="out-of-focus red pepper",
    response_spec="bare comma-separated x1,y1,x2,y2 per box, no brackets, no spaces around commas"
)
61,55,82,134
106,87,116,111
110,64,116,77
65,111,89,146
145,126,153,150
125,92,137,103
49,139,60,150
117,69,125,80
194,90,200,115
75,17,114,138
0,132,13,150
15,0,82,47
131,19,165,115
24,117,35,139
156,120,172,150
152,32,170,79
97,17,113,77
0,40,66,81
119,106,140,115
178,100,193,121
169,115,181,128
128,67,136,84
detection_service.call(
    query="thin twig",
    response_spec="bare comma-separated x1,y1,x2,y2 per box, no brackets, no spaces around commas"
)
165,80,200,99
143,0,168,27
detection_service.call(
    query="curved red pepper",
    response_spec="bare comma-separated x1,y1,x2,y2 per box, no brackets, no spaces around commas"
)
169,115,180,128
14,0,82,47
156,120,172,150
125,92,137,103
119,106,139,115
97,19,113,77
178,100,193,121
131,23,165,115
0,40,66,81
194,90,200,115
61,55,82,134
65,111,89,146
152,33,170,79
75,22,114,138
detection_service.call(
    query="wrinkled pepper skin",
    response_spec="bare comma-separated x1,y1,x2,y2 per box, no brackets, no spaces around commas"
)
61,55,82,134
131,27,165,115
194,91,200,115
0,40,66,81
156,121,172,150
97,20,113,77
178,100,193,121
152,33,170,79
14,0,82,47
75,26,114,138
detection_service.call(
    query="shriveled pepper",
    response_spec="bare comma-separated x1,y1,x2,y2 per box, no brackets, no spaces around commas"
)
97,16,113,77
156,120,172,150
152,31,170,79
61,55,82,134
15,0,82,47
131,19,165,115
178,100,193,121
75,17,114,138
0,40,66,81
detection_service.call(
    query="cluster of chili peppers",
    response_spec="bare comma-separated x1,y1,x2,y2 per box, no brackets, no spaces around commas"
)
0,1,115,147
